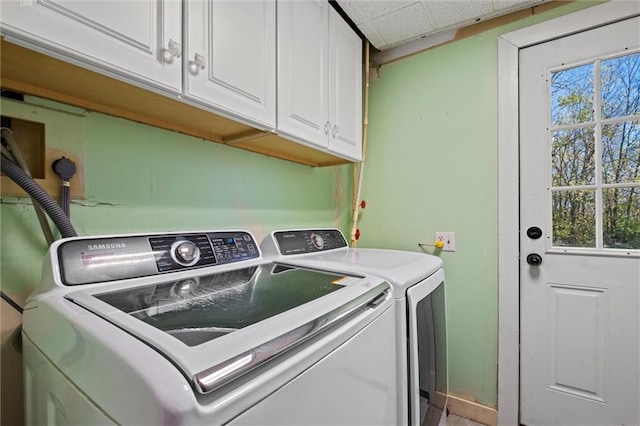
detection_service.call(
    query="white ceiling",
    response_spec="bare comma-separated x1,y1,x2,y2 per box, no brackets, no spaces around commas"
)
336,0,546,51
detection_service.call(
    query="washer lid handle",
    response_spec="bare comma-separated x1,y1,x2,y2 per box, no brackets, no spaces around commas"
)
193,282,390,394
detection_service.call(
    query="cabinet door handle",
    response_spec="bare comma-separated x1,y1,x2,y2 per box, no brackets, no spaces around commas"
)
163,39,182,63
324,121,331,135
331,124,339,138
190,53,206,75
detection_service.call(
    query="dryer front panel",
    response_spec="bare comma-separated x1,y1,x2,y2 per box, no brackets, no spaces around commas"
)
406,269,448,426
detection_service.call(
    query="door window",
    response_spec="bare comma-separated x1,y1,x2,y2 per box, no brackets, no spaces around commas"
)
549,51,640,249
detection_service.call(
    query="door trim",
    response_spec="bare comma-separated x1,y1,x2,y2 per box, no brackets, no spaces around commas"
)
496,1,640,424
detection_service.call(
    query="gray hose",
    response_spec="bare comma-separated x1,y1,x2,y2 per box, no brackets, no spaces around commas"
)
1,128,55,245
1,154,77,238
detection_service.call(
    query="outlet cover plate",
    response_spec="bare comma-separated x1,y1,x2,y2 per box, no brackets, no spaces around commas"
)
435,232,456,251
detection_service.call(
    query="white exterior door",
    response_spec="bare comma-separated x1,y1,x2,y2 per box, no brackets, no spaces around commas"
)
519,16,640,426
0,0,182,92
184,0,276,128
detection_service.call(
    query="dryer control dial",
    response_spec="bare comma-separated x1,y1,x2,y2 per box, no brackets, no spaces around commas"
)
171,240,201,266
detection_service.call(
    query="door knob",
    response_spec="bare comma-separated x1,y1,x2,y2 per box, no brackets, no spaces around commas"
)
526,253,543,266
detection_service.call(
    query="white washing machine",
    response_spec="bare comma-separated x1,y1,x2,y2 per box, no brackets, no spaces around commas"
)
261,228,448,426
22,230,398,425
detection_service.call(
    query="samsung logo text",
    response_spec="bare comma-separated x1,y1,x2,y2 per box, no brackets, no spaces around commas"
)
87,243,127,251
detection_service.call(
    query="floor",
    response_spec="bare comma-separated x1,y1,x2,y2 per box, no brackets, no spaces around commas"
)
447,414,485,426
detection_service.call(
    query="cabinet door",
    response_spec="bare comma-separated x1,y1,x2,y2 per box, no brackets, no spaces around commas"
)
277,0,329,149
0,0,182,93
328,8,362,161
185,0,276,129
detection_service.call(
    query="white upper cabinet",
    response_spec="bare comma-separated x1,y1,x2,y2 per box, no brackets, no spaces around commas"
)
277,1,362,161
0,0,182,93
277,0,330,149
1,0,361,165
184,0,276,129
328,8,363,161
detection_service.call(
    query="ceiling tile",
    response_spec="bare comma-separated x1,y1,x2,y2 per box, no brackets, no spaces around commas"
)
356,1,417,21
356,21,389,49
366,3,435,49
421,1,494,30
337,0,546,51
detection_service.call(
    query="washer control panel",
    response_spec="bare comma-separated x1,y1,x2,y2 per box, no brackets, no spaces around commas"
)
208,232,259,263
58,231,259,285
149,234,216,272
273,229,347,255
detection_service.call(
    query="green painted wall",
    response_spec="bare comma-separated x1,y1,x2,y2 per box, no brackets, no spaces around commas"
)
1,2,606,419
1,99,352,302
357,1,602,408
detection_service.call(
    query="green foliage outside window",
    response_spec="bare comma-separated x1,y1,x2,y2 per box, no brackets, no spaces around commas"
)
550,52,640,249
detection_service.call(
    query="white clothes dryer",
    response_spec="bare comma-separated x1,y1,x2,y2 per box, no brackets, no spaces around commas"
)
261,228,448,426
22,230,398,425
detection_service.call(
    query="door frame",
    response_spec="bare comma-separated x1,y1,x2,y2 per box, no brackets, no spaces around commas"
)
496,1,640,424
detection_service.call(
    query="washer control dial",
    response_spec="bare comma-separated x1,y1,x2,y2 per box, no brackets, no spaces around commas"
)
310,233,325,250
171,240,201,266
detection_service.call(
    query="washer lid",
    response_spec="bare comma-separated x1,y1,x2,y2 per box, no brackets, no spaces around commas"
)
66,262,391,394
90,264,348,347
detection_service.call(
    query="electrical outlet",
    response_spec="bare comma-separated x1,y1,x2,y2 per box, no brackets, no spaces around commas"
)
435,232,456,251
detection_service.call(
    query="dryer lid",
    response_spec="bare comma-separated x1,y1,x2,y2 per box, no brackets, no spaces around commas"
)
281,248,443,291
261,229,443,291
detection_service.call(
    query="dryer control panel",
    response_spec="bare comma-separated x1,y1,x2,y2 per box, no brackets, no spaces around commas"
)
273,229,347,255
57,231,259,286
